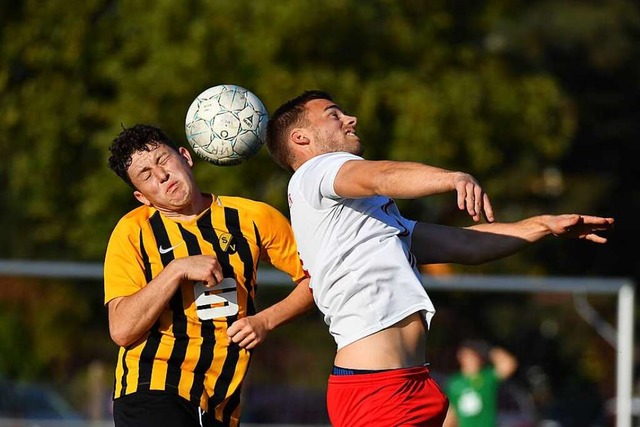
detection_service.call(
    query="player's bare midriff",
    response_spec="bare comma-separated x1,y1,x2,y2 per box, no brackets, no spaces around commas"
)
334,311,427,370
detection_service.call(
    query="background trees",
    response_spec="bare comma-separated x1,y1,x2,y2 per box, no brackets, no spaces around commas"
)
4,0,629,267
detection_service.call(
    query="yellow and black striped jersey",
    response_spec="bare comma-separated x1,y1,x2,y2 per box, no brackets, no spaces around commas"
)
104,195,305,426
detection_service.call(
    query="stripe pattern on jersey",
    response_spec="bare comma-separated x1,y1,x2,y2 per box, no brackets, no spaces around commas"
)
111,202,264,427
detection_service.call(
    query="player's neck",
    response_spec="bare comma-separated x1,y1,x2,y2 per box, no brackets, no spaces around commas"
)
159,193,213,222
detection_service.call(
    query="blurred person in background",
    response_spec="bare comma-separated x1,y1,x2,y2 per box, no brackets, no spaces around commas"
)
104,124,314,427
444,340,518,427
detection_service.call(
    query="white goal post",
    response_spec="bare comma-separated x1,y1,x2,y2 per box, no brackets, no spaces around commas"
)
0,260,635,427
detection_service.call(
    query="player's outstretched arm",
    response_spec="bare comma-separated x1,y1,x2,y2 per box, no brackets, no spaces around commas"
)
227,278,315,350
412,214,614,265
334,160,494,222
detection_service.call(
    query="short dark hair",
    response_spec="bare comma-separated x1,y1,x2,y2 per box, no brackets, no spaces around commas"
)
266,90,333,171
108,124,179,188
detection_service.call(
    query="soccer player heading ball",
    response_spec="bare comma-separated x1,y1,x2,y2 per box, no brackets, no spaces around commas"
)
266,90,614,427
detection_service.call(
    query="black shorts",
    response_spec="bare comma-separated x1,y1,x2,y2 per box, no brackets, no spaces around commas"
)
113,390,202,427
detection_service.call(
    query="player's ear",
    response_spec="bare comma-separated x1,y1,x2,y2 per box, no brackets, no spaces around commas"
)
178,146,194,166
133,190,152,206
291,129,310,146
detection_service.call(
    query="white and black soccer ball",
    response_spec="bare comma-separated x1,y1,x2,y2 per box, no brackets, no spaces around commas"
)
185,84,268,166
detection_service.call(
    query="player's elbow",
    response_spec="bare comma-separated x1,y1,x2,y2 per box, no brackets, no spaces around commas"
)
109,327,129,348
109,323,139,348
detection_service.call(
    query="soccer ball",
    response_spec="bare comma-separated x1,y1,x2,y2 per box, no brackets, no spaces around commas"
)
185,84,268,166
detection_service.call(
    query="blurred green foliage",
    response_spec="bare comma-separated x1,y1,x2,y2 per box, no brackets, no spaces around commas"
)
0,0,600,261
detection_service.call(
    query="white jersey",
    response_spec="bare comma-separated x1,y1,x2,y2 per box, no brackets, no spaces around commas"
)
288,152,436,349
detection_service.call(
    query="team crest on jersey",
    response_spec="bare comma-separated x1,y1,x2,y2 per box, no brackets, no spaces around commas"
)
219,232,237,254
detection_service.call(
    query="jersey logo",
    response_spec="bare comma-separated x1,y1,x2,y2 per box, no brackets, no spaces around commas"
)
219,233,237,254
158,241,184,254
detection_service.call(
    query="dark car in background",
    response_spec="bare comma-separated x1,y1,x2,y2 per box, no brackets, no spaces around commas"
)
0,378,83,426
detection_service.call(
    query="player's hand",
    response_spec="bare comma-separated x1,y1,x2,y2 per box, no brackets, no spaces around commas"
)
227,315,269,350
453,172,494,223
172,255,224,288
547,214,614,243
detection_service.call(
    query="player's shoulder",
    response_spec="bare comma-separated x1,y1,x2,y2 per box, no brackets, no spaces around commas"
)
113,205,154,231
302,152,361,170
293,152,361,183
107,205,154,245
217,196,284,217
218,195,271,209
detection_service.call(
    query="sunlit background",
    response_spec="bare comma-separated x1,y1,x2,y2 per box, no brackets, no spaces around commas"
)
1,1,637,426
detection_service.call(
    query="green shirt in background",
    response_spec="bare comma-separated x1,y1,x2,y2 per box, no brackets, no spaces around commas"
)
445,367,500,427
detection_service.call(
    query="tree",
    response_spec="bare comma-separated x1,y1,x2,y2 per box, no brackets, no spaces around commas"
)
1,0,578,270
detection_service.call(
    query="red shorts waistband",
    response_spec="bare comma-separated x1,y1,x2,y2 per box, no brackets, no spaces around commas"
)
328,365,431,385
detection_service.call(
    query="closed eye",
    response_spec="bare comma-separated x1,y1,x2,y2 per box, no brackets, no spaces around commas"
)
158,154,169,164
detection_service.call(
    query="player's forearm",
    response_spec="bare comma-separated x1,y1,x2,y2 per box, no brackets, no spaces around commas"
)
461,216,553,263
467,215,553,241
373,161,462,198
108,265,183,347
414,214,610,265
412,216,553,265
335,160,460,199
257,279,315,331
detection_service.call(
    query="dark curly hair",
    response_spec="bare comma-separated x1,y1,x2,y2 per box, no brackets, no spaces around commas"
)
266,90,333,171
108,124,179,188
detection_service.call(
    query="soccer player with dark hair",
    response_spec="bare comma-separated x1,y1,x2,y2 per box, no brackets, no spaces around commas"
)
265,90,614,426
104,124,314,427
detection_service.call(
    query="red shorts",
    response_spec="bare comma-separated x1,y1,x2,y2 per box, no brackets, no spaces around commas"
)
327,366,449,427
